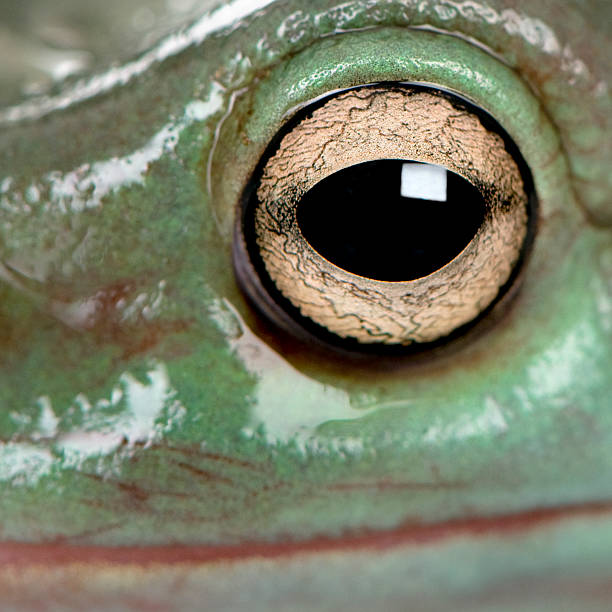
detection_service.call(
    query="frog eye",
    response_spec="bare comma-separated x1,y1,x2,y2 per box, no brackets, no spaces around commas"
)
235,84,535,348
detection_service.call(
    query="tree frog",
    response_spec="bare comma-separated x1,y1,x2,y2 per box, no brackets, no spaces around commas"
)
0,0,611,609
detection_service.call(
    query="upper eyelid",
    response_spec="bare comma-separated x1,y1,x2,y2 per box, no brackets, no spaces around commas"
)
0,1,608,225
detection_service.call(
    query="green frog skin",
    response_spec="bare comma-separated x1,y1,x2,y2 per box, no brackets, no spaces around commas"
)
0,1,610,609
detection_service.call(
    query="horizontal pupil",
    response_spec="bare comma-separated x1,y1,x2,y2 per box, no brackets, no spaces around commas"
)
297,159,486,282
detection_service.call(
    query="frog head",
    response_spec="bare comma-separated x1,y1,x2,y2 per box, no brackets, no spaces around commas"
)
0,1,611,609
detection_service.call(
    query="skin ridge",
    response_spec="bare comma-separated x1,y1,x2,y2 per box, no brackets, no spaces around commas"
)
2,499,612,567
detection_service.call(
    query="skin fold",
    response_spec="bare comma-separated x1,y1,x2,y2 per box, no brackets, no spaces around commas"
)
0,0,610,609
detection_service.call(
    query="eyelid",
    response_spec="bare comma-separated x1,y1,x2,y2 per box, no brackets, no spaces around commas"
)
211,27,573,238
205,1,609,225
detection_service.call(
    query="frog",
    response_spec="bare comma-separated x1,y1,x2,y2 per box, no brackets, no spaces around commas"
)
0,0,610,609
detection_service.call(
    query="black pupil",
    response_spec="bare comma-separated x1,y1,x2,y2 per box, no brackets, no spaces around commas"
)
297,160,486,282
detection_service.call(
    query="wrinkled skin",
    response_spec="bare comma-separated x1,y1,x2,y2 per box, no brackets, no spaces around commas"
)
0,0,611,609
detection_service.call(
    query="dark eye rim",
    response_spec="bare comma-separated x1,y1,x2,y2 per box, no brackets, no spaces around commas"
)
233,81,539,355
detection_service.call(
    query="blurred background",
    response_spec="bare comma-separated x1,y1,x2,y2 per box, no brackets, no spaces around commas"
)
0,0,221,108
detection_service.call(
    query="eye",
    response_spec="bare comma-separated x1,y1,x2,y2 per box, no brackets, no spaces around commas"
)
235,84,534,348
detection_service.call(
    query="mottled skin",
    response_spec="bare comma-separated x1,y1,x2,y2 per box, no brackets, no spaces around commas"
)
0,0,610,609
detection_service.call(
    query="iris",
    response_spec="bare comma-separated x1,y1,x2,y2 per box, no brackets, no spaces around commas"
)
238,84,534,347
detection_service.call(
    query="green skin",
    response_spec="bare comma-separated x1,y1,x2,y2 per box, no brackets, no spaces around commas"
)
0,0,611,608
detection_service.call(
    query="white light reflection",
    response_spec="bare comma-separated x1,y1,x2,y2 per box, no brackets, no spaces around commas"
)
526,320,602,400
423,396,508,444
0,0,276,123
0,362,186,484
42,82,224,213
0,443,54,487
58,363,186,469
209,297,373,453
400,163,447,202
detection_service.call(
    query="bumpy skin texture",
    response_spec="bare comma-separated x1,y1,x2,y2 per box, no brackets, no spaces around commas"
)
0,0,610,609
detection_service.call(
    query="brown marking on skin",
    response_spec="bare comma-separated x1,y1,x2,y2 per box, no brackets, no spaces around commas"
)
117,319,192,360
80,473,150,506
259,481,288,492
49,278,194,360
2,500,612,567
52,522,125,544
201,452,266,471
173,461,235,486
80,499,108,509
80,471,198,504
114,482,150,503
162,445,269,473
